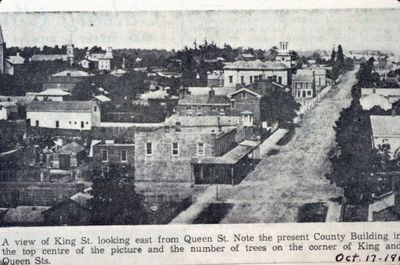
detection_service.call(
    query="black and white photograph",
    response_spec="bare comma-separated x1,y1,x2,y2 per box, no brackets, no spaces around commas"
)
0,2,400,227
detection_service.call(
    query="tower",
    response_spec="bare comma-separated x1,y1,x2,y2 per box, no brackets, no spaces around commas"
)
66,43,74,66
276,41,292,67
0,24,5,74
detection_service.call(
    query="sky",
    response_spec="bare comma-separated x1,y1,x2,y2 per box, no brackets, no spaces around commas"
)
0,8,399,54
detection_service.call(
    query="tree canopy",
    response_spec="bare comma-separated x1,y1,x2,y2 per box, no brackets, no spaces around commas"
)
89,165,148,225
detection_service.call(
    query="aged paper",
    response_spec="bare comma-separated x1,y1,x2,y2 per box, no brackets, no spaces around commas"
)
0,0,400,264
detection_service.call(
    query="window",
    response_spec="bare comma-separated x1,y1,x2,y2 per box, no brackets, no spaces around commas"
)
187,106,192,110
240,76,244,84
259,75,263,81
229,76,233,83
250,76,253,83
242,92,247,98
102,150,108,162
121,150,127,162
278,76,282,84
254,76,259,83
94,106,97,111
197,143,204,156
172,142,179,156
35,120,39,127
231,101,235,108
307,91,312,96
55,121,59,128
146,142,152,155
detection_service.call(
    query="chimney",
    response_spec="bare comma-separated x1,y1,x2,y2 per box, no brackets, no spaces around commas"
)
217,116,222,132
17,52,20,57
209,88,215,98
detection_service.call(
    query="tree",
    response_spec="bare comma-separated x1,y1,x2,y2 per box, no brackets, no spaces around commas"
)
89,165,148,225
260,87,300,125
330,100,375,203
330,49,336,65
336,44,344,68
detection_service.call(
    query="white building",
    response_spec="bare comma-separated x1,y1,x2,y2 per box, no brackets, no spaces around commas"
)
0,102,18,120
275,41,292,67
27,101,100,130
370,115,400,159
360,94,392,111
223,60,291,87
80,47,114,71
361,88,400,104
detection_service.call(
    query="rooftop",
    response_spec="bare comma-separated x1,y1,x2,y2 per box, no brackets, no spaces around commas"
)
30,54,67,62
165,115,241,128
2,206,50,224
370,115,400,137
57,142,85,154
179,94,230,105
187,86,235,96
224,60,289,70
27,101,97,113
360,94,392,111
52,70,92,77
0,101,17,108
94,94,111,102
37,89,71,96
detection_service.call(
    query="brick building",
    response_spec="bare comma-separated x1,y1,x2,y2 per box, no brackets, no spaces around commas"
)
93,142,135,170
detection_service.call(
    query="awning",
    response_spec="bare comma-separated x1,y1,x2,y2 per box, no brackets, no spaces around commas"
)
192,140,258,165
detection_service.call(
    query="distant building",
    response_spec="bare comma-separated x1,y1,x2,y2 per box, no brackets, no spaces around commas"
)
29,44,74,63
291,75,315,99
93,142,135,171
177,88,230,117
80,48,114,71
52,142,86,169
224,60,291,87
26,101,100,130
228,88,262,125
42,70,91,92
35,89,71,102
0,101,18,120
370,115,400,159
207,71,224,87
275,41,293,67
361,88,400,104
296,68,327,91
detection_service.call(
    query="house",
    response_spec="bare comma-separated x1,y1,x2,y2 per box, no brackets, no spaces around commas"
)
93,141,135,170
4,52,25,75
296,68,327,91
361,88,400,104
80,48,114,71
370,115,400,159
224,60,291,87
228,88,262,125
207,71,224,87
42,199,91,226
275,41,293,67
134,119,258,185
26,101,101,130
177,88,230,116
35,89,71,102
291,74,315,99
43,71,90,92
0,101,18,120
29,44,74,65
52,142,86,169
360,94,392,111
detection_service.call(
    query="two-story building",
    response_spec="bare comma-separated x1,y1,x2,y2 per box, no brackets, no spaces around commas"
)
134,119,258,185
228,88,262,125
80,48,114,71
26,101,100,130
177,89,230,117
291,74,315,99
224,60,291,87
93,141,135,171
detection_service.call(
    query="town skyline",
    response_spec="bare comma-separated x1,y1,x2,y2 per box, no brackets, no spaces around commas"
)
0,8,399,54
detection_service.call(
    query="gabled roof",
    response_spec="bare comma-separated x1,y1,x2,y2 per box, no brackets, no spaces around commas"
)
37,89,71,96
7,54,25,65
370,116,400,137
224,60,289,70
27,101,97,113
228,88,262,99
179,94,230,105
94,95,111,102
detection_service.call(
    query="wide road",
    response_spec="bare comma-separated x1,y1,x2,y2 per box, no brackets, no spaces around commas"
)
220,68,358,223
